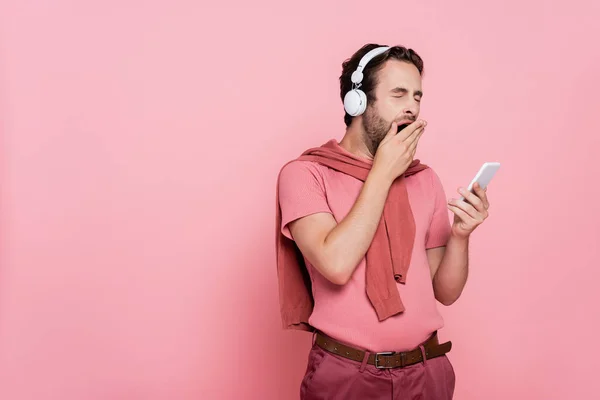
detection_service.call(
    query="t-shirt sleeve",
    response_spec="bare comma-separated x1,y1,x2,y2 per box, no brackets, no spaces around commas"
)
425,169,452,249
277,161,333,240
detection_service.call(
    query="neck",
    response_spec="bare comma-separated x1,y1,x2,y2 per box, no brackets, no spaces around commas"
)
338,122,374,161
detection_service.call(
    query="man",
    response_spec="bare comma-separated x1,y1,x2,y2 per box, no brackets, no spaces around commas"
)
275,43,490,399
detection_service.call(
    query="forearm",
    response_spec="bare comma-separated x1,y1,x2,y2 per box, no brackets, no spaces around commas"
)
432,233,470,305
322,170,392,284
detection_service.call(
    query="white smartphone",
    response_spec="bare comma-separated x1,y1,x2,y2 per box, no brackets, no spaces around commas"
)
459,162,501,201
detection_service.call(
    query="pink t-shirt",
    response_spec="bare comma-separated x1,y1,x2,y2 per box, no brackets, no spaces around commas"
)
278,141,452,353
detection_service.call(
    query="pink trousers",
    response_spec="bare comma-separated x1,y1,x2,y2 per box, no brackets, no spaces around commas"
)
300,342,456,400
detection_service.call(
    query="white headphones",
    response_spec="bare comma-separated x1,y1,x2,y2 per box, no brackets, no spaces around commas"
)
343,46,391,117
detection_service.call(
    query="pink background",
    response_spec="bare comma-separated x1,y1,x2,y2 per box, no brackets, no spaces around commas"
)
1,1,599,399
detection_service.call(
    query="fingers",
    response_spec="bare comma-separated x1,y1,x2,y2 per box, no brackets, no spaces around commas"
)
385,122,398,140
402,126,425,160
397,120,426,141
448,198,481,220
447,203,472,223
407,126,425,152
472,182,490,210
447,203,485,234
459,184,489,214
458,187,486,213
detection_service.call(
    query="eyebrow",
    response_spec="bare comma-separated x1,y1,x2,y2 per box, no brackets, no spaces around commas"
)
390,87,423,97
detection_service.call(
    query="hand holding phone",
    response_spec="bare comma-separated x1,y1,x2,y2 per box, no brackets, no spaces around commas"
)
447,162,499,238
459,162,500,202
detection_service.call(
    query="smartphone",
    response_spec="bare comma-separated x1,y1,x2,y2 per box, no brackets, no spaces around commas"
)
459,162,501,201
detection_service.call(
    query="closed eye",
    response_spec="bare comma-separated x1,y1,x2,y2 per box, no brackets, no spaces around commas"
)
390,87,423,102
392,95,422,102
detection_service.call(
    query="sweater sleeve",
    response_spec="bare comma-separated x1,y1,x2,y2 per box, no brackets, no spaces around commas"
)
425,169,452,249
277,161,333,240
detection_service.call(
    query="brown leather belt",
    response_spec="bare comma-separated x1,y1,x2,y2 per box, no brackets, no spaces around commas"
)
315,331,452,369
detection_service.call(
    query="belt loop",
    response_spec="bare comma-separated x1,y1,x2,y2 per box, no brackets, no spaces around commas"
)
359,351,370,373
419,345,427,367
312,330,317,346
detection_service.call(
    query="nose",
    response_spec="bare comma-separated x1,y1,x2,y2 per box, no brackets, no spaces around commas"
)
403,102,418,117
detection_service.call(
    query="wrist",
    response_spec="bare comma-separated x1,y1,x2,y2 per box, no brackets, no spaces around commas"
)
449,228,470,243
368,166,394,188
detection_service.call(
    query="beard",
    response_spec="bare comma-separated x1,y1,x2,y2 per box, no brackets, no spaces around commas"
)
361,105,415,155
361,105,393,156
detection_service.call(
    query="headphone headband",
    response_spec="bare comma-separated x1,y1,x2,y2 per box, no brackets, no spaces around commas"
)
344,45,391,117
351,46,391,84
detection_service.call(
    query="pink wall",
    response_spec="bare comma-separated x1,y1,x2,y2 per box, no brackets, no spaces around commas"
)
1,1,599,399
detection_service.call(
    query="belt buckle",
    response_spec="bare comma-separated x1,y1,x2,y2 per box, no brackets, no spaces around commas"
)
374,351,396,369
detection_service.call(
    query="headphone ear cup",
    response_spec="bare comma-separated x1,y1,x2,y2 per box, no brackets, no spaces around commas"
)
343,89,367,117
356,89,367,116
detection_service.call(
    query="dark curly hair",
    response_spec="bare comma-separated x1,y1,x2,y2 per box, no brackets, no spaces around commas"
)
339,43,424,127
